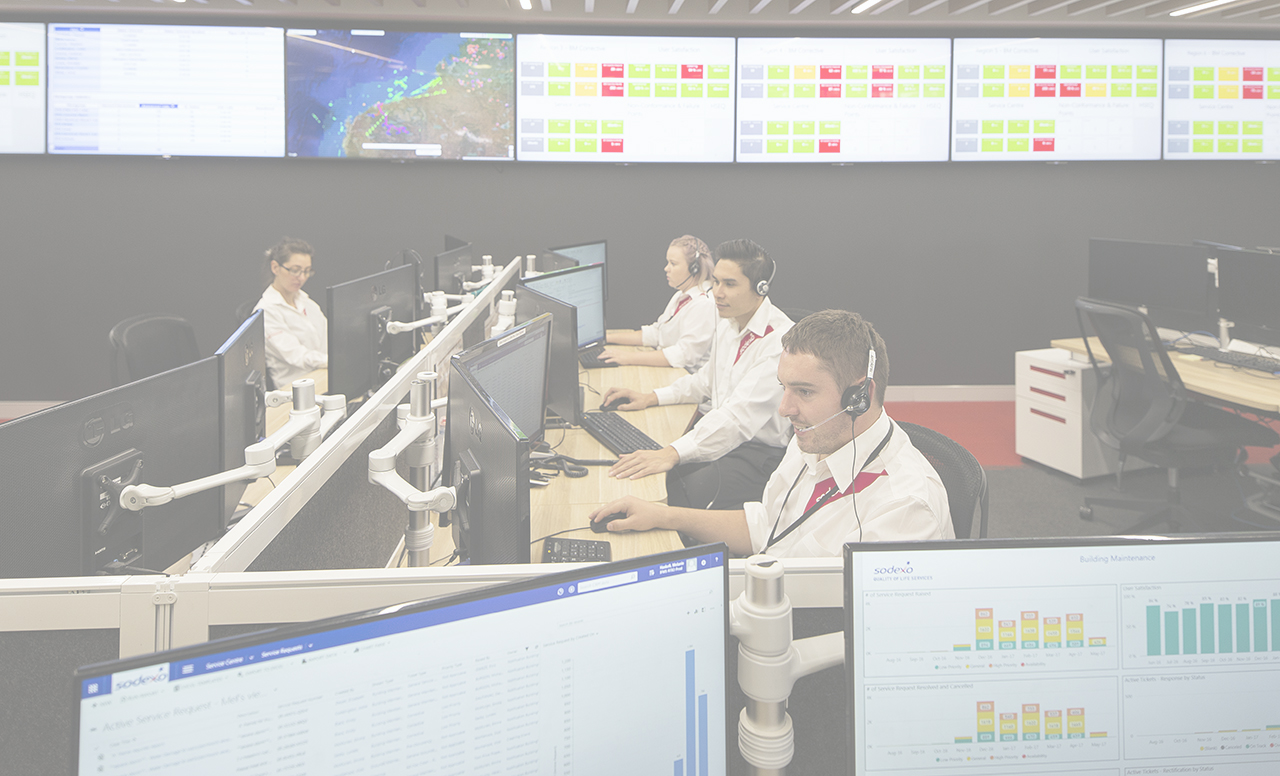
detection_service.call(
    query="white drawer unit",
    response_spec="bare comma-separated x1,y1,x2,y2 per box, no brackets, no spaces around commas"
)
1015,348,1151,480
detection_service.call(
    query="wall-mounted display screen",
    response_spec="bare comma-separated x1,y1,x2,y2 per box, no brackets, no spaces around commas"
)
0,23,45,154
46,25,284,157
1164,40,1280,161
516,34,735,163
952,38,1162,161
735,38,951,163
286,30,513,160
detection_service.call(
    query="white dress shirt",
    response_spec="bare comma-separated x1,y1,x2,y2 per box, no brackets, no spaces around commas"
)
742,410,954,558
654,297,794,465
255,285,328,388
640,284,716,370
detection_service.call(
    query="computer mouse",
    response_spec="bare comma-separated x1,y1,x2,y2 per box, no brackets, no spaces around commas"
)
590,512,627,533
600,397,627,412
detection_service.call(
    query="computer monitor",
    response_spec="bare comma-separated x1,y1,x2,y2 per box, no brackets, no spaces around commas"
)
75,544,729,774
399,249,430,317
538,251,579,274
1087,238,1213,332
1217,251,1280,348
435,242,475,296
444,233,469,252
519,263,606,352
326,263,418,400
844,534,1280,776
0,358,222,578
515,286,581,425
454,313,552,443
214,310,267,529
548,239,607,298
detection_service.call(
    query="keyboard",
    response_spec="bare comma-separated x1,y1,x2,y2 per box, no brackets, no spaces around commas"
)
542,537,612,563
578,343,618,369
579,411,664,456
1169,344,1280,374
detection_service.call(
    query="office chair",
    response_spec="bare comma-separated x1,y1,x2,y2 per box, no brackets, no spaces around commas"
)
780,307,815,324
234,299,259,326
108,313,201,386
898,421,989,540
1074,297,1279,534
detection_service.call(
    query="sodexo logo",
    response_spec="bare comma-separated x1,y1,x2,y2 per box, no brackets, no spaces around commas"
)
113,665,170,692
872,563,914,576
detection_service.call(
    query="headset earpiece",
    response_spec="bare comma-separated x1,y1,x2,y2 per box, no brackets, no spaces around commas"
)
841,348,877,418
688,250,701,279
755,254,776,297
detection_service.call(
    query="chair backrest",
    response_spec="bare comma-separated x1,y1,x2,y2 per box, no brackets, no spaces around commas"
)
1074,297,1189,457
109,314,200,386
234,299,259,327
897,420,989,540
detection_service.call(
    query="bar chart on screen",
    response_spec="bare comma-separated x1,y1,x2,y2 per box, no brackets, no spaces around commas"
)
1164,40,1280,161
1121,582,1280,669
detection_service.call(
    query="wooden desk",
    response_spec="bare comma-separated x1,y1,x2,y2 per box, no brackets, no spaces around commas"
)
1051,337,1280,415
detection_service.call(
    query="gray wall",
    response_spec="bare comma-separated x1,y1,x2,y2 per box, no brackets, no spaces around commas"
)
2,152,1278,401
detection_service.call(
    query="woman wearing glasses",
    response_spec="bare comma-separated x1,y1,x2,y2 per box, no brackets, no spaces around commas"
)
254,237,328,388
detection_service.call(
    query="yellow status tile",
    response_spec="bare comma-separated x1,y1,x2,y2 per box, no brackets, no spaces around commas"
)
1219,84,1240,99
1009,83,1031,98
575,81,598,97
1085,83,1107,97
794,64,816,79
1009,65,1031,79
575,63,598,78
1219,67,1240,82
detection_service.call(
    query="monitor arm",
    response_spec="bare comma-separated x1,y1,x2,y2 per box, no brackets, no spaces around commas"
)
384,293,468,335
117,379,347,513
367,372,455,567
730,555,845,775
460,255,497,292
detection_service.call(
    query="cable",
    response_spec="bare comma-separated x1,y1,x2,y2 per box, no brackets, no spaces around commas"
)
429,550,459,566
530,526,596,544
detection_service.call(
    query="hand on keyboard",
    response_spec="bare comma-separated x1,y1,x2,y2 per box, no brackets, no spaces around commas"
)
608,446,680,480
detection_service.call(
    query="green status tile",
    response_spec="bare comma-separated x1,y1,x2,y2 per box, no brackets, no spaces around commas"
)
984,83,1004,98
1137,83,1157,98
1060,65,1081,79
1138,65,1158,79
656,83,678,97
769,65,790,79
846,65,868,79
1008,138,1030,152
1193,85,1215,99
628,63,651,78
1218,139,1239,153
794,84,815,98
0,52,8,66
819,121,841,135
682,84,704,98
575,119,598,134
548,82,571,97
628,83,651,97
1111,83,1132,98
14,71,37,86
1244,121,1264,135
982,138,1003,152
1111,65,1132,79
898,65,920,80
983,65,1005,79
709,84,730,97
767,140,789,153
549,62,571,78
924,84,946,98
1194,66,1215,81
1193,139,1214,153
549,119,571,134
656,64,678,78
769,84,790,98
1193,121,1214,135
845,84,867,98
603,120,624,134
15,51,37,66
1218,121,1239,134
983,120,1004,134
1244,139,1264,152
576,138,598,153
1034,119,1055,133
793,139,815,153
0,72,8,86
793,121,815,134
924,64,946,79
1086,65,1107,79
1269,68,1280,81
1270,85,1280,99
548,138,571,152
767,121,789,135
898,83,920,98
1009,120,1029,134
704,65,728,80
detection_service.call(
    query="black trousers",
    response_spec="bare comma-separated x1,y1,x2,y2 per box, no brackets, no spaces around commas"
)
665,441,787,512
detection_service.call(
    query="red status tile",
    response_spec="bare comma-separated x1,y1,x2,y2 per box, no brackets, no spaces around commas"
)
1059,83,1081,97
602,63,625,78
602,82,625,97
872,83,895,98
602,139,624,153
1243,67,1264,81
681,64,704,79
1244,84,1264,99
820,84,842,98
1034,138,1055,152
871,65,894,79
820,65,842,79
819,139,841,153
1035,65,1056,79
1035,82,1057,97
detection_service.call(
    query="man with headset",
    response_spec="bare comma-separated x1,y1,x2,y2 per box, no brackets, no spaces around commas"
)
600,239,794,510
590,309,954,557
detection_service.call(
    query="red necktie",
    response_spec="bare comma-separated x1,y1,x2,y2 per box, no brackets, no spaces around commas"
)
735,325,774,365
670,295,693,318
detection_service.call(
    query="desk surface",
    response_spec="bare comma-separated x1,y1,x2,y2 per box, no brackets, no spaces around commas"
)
1052,337,1280,415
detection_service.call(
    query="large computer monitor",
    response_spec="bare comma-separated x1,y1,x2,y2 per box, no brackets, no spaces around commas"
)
435,242,475,296
1217,250,1280,348
537,251,579,274
548,240,606,298
399,249,430,317
75,544,729,774
844,534,1280,776
1087,238,1213,332
0,358,222,578
515,286,581,425
454,313,551,443
519,263,606,353
326,263,418,400
215,311,267,529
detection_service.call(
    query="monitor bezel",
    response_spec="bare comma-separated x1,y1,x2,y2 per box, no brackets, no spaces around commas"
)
547,239,607,299
1216,249,1280,347
518,262,607,351
325,262,418,400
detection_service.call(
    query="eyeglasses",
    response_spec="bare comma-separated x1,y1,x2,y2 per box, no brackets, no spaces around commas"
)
280,265,315,278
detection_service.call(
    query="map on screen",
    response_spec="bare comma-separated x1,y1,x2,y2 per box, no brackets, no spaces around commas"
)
286,30,513,159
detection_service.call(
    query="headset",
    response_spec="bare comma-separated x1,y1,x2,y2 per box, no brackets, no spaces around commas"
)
754,253,777,297
841,347,877,418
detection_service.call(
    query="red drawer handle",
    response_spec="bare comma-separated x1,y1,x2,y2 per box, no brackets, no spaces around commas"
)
1030,386,1066,402
1030,365,1066,379
1030,407,1066,424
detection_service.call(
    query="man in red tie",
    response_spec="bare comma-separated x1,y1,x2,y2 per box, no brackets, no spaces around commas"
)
591,309,953,557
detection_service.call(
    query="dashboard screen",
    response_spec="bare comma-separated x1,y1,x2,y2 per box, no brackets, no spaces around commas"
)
0,23,45,154
1164,39,1280,160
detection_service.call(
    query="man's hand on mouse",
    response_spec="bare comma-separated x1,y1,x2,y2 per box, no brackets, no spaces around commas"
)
589,496,672,533
599,387,657,412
